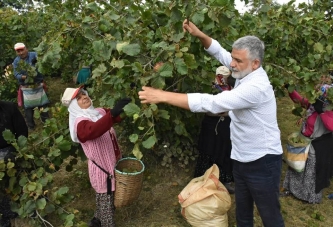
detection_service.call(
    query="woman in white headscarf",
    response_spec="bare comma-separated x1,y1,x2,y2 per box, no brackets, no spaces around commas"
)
64,87,130,227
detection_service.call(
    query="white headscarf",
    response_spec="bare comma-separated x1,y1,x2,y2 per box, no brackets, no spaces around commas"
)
68,91,103,143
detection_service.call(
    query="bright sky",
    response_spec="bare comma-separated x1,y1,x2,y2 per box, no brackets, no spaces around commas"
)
235,0,310,13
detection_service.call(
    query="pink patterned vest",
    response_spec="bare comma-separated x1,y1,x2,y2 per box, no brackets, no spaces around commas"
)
75,108,120,193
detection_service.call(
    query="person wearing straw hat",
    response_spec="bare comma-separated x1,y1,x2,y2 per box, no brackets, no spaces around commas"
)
61,86,130,227
194,66,236,194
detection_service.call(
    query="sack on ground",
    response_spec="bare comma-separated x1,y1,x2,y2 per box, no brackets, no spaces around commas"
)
178,164,231,227
285,132,311,172
21,84,50,108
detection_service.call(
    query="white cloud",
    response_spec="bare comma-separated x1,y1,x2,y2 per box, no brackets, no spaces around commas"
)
235,0,310,13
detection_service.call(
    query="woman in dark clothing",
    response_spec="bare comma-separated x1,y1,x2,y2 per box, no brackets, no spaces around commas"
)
193,66,235,194
0,100,28,226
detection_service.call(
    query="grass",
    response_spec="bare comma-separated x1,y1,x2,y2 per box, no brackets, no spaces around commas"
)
11,77,333,227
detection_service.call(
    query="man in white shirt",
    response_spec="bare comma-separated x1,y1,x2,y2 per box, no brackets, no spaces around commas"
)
138,20,284,227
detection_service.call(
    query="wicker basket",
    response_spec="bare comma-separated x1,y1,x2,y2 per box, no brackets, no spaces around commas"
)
114,157,145,208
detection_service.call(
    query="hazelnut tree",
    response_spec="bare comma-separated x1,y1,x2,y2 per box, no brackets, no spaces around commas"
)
1,0,332,225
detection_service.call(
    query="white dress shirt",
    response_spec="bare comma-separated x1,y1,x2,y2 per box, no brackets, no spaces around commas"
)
187,39,283,162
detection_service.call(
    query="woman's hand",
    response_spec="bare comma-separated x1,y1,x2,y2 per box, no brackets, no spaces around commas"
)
111,98,131,117
296,118,304,126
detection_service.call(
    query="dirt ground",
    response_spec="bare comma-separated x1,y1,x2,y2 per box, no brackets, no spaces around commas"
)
97,153,236,227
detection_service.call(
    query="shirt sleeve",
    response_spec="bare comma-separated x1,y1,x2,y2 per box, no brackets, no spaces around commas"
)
12,58,23,80
30,52,37,66
188,82,263,113
76,109,121,143
205,39,233,69
288,90,310,109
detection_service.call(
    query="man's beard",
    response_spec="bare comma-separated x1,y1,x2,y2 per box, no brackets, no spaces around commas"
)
231,66,252,79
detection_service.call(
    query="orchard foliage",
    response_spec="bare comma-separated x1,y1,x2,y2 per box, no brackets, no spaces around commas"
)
0,103,85,225
0,5,53,71
34,0,333,160
0,0,332,225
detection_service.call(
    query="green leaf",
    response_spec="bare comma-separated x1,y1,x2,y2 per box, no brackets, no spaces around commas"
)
36,198,46,209
122,43,141,56
109,13,120,21
142,136,157,149
150,104,158,112
158,110,170,120
58,187,69,195
132,143,143,160
192,12,205,24
314,54,321,60
159,63,173,77
7,168,16,177
183,53,198,69
129,134,139,143
174,58,188,75
92,64,107,78
111,59,125,68
170,8,182,22
117,41,129,52
27,182,37,191
124,103,141,116
314,42,324,53
24,200,36,215
180,47,188,53
218,14,232,26
6,162,15,169
55,135,64,143
184,3,192,17
132,62,143,73
93,40,112,61
57,141,72,151
83,27,95,40
0,162,5,171
48,148,61,157
85,2,99,12
44,203,55,214
293,65,301,72
64,214,75,227
143,108,153,118
2,130,15,143
171,32,184,42
260,4,271,13
292,106,304,117
17,135,27,147
82,16,93,23
175,124,186,135
151,76,166,89
209,0,229,6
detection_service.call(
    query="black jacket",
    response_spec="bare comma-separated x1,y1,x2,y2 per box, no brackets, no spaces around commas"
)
0,101,28,149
